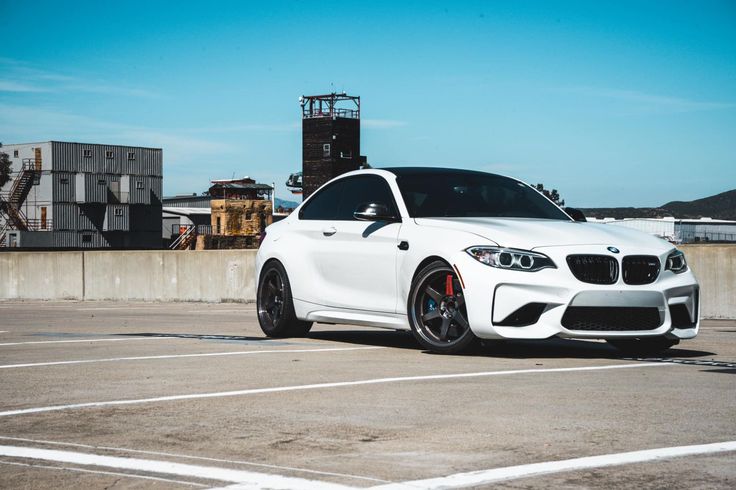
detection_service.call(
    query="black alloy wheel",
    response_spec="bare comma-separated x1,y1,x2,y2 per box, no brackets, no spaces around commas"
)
257,261,312,337
409,261,477,354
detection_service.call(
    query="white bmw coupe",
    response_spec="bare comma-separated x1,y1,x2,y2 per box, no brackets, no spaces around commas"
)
256,168,699,354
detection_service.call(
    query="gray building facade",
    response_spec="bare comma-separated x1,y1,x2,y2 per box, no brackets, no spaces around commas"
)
0,141,162,249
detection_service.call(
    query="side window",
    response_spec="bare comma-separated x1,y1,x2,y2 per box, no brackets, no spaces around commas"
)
336,175,398,220
299,180,347,220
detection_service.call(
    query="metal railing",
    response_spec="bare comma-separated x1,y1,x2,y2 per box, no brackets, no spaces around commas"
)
302,108,359,119
682,233,736,243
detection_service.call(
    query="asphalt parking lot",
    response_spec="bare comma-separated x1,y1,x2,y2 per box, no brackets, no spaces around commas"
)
0,301,734,489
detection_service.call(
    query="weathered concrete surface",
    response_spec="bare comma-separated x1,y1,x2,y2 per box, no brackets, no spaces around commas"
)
0,302,733,489
0,252,83,300
83,250,256,302
681,244,736,319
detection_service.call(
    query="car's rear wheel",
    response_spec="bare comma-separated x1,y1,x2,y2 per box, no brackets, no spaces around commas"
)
257,261,312,337
408,261,477,354
607,336,678,356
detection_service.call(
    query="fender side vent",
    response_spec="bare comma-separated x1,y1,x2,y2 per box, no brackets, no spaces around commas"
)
669,304,696,329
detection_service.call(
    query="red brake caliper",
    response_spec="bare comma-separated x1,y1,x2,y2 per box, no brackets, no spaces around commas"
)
445,274,454,296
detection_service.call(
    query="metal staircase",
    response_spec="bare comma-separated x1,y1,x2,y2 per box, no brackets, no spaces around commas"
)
0,159,41,237
0,222,8,247
170,225,197,250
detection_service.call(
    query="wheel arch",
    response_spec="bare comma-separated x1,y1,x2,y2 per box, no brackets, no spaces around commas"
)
412,255,452,284
257,257,286,287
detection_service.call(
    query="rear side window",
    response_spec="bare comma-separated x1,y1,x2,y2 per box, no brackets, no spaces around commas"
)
299,174,398,221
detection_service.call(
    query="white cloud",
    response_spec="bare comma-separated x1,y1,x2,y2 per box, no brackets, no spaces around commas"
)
0,80,51,93
0,103,234,166
0,58,158,98
564,86,736,113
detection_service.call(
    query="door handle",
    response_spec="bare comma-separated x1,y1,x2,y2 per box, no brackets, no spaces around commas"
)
322,227,337,236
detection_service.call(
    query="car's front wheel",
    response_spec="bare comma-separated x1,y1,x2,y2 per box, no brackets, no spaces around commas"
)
607,336,678,356
257,261,312,337
408,261,478,354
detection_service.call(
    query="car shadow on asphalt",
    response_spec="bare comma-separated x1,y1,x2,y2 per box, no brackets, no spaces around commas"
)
115,332,299,345
307,328,716,359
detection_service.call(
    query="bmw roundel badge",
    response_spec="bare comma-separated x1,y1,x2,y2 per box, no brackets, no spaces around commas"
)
607,246,620,254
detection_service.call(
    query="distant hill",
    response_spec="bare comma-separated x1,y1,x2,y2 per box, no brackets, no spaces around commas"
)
581,189,736,221
275,197,300,210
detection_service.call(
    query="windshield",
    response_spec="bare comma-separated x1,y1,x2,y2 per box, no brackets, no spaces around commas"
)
394,170,571,220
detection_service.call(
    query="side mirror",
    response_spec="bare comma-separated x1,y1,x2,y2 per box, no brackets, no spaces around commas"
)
565,207,587,222
354,202,398,222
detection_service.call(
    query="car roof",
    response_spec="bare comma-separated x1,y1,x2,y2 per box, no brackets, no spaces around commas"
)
379,167,506,179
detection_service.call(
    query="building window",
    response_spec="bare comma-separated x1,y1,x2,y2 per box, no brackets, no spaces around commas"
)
127,151,136,160
82,149,92,158
82,234,93,243
322,144,331,157
13,150,19,158
136,181,144,189
340,150,352,159
98,179,106,185
105,151,114,159
114,208,123,217
60,177,69,184
78,207,84,215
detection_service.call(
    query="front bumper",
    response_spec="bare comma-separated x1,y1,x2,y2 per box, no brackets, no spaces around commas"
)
454,245,700,341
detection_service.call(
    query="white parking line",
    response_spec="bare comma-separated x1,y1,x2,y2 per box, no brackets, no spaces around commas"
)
0,445,351,489
0,460,207,487
0,362,672,418
0,337,178,347
373,440,736,489
0,436,389,484
0,331,8,333
0,346,384,370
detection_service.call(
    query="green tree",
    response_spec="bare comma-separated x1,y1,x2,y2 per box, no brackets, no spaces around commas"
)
534,183,565,207
0,149,11,188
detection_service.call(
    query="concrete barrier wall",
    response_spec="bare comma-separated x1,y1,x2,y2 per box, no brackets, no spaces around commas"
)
0,246,734,318
0,252,84,300
0,250,256,303
680,245,736,320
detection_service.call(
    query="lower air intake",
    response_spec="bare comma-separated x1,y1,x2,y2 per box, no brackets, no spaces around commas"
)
562,307,662,331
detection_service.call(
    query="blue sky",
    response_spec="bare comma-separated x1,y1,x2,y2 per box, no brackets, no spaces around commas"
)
1,0,734,207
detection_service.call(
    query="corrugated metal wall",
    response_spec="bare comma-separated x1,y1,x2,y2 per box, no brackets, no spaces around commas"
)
41,142,163,248
51,142,162,176
52,172,76,203
105,205,129,231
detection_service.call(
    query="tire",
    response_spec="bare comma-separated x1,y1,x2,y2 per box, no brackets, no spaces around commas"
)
408,260,478,354
607,337,679,356
257,261,312,338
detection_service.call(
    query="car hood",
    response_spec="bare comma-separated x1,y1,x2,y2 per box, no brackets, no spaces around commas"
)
413,217,672,251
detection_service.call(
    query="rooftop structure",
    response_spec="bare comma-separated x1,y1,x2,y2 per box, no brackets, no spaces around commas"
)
300,92,366,198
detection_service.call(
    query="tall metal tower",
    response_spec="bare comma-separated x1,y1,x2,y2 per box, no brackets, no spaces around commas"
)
300,93,364,198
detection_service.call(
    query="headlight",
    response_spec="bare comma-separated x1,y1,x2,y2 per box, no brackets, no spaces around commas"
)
466,247,556,272
665,250,687,273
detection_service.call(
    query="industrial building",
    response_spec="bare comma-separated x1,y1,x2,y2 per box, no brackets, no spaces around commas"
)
163,177,274,250
588,217,736,243
0,141,162,249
